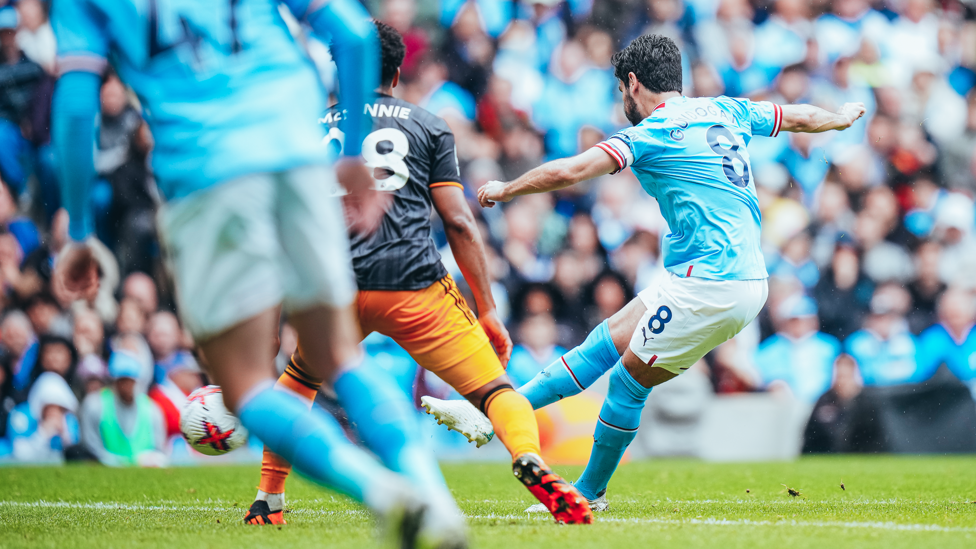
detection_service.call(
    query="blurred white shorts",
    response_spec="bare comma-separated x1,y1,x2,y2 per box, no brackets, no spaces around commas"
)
158,165,355,340
629,273,768,375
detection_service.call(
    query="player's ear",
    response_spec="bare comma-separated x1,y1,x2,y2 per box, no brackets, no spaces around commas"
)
392,68,400,89
628,72,639,94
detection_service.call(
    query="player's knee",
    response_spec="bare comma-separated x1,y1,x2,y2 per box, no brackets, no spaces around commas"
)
608,297,647,354
621,349,675,388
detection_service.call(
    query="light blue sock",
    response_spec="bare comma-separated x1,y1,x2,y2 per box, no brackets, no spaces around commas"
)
519,320,620,409
238,386,388,503
574,361,651,501
334,358,448,492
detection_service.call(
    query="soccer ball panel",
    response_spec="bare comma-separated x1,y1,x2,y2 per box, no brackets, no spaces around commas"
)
180,385,248,456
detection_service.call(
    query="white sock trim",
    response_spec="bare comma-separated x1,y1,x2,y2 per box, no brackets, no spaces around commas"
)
255,490,285,512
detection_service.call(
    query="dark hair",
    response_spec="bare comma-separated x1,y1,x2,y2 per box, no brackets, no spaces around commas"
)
611,34,682,94
375,21,406,87
31,334,79,387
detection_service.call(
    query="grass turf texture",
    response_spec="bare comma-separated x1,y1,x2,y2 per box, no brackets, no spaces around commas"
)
1,456,975,548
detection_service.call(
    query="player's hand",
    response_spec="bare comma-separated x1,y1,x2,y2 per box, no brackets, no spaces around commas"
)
53,240,100,303
478,180,511,209
337,157,391,235
837,103,866,130
479,310,513,368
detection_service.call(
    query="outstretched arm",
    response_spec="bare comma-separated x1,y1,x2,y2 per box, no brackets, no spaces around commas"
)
288,0,378,158
478,146,619,208
432,186,512,366
780,102,866,133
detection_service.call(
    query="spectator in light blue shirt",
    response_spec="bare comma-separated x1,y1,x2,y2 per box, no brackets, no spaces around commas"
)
507,313,567,388
916,287,976,396
845,283,926,386
754,294,841,404
532,40,615,160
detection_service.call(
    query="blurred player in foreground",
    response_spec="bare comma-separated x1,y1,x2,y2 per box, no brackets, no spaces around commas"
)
244,22,591,527
50,0,465,546
424,33,865,512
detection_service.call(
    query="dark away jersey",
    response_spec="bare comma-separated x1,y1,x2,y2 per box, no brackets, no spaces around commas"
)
322,95,461,291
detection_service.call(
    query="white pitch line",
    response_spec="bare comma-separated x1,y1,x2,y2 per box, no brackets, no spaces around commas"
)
1,500,974,534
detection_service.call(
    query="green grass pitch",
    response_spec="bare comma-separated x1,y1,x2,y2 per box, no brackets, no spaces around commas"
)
1,456,975,548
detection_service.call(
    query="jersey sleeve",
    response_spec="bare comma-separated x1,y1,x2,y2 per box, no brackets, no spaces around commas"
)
51,0,109,75
595,134,636,174
747,100,784,138
428,129,462,189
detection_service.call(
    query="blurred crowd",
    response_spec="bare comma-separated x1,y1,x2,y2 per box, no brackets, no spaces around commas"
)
1,0,975,464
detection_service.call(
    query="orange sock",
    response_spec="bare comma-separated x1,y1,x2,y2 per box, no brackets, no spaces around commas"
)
484,388,542,459
258,353,322,494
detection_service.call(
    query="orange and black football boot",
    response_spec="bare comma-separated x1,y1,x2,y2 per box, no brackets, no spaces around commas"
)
243,500,286,525
513,453,593,525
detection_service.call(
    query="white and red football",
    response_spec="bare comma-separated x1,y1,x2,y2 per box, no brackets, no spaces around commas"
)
180,385,248,456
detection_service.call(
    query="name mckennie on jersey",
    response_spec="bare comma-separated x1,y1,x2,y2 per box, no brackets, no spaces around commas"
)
321,103,413,124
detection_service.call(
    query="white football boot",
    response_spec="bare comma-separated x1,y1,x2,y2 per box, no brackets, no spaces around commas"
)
525,491,609,513
369,474,469,549
420,396,494,448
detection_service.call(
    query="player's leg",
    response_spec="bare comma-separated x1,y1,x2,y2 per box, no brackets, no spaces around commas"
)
159,174,422,532
421,295,647,449
201,309,408,509
380,276,591,524
573,275,769,503
247,352,322,525
275,166,465,544
459,374,592,524
517,297,646,409
572,349,670,501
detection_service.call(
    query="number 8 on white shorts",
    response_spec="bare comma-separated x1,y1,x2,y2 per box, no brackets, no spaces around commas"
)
628,273,768,375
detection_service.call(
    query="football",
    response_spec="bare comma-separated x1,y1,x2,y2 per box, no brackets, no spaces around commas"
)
180,385,248,456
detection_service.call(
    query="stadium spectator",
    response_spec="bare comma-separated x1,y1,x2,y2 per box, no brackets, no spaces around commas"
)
845,284,925,386
29,335,78,390
79,351,166,467
97,72,157,278
916,287,976,396
73,307,108,395
147,311,201,395
801,353,863,453
6,371,79,462
754,294,841,404
2,310,37,404
12,208,69,302
115,298,148,336
0,178,40,263
507,313,566,387
14,0,55,74
122,272,159,317
0,5,43,196
906,240,946,333
940,91,976,194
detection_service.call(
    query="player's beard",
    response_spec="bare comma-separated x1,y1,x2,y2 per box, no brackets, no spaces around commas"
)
623,92,643,126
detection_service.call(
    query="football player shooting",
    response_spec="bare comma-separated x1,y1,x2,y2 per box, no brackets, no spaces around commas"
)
245,21,592,527
424,33,865,511
49,0,465,547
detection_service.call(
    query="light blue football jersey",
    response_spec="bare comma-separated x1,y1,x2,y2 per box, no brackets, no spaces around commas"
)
596,96,783,281
52,0,335,200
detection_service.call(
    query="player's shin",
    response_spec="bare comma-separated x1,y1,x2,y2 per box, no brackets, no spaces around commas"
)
333,355,449,493
482,386,541,458
574,361,651,501
519,320,620,408
237,382,399,509
255,355,323,511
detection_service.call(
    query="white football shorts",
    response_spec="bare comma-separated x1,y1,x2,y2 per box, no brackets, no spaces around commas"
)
157,165,356,340
629,272,768,375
